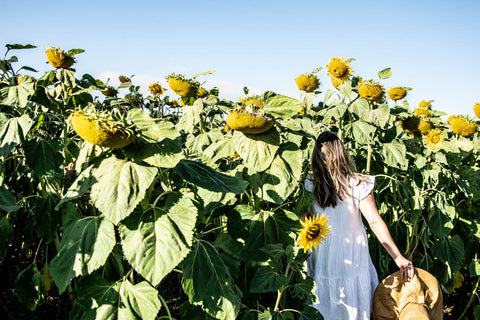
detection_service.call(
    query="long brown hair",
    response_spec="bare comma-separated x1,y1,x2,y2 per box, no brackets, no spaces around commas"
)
310,131,367,208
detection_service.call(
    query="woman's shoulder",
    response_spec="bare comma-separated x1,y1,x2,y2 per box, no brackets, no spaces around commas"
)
304,173,314,192
350,174,375,199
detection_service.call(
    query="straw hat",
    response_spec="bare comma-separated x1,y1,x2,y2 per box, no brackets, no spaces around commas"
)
372,268,443,320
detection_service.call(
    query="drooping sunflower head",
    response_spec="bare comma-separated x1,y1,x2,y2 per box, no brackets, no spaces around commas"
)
387,87,407,101
45,47,75,69
167,74,200,97
331,76,344,89
414,108,432,117
225,108,274,134
239,95,264,109
450,116,478,137
148,82,164,96
418,100,432,109
474,103,480,118
118,75,130,83
326,57,353,81
424,128,444,151
297,214,331,253
418,119,434,135
101,86,118,97
295,73,320,92
358,80,385,102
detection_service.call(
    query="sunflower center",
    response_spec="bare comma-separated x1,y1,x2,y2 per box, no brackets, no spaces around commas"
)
431,135,440,143
306,225,321,240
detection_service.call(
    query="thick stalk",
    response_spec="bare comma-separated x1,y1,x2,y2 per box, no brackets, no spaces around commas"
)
366,144,373,174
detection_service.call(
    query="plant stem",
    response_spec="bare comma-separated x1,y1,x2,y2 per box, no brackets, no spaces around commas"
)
366,144,373,174
458,275,480,320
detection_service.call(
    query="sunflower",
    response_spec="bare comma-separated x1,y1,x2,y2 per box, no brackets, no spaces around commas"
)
167,74,199,97
148,82,164,96
418,119,434,135
418,100,432,109
474,103,480,118
295,74,320,92
197,87,208,98
450,116,477,137
400,118,433,135
239,96,264,109
358,80,385,102
225,109,274,134
387,87,407,101
414,108,431,117
297,214,331,253
45,47,75,69
424,129,444,150
101,86,118,97
326,57,353,81
119,75,130,83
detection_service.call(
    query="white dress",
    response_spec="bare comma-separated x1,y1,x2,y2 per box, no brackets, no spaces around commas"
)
305,174,379,320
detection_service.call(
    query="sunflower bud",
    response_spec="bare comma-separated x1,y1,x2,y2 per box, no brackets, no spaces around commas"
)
387,87,407,101
148,82,164,96
119,75,130,83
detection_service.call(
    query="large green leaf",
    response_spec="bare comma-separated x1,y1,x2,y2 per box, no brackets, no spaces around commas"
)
458,166,480,202
182,240,241,320
175,159,248,194
319,103,347,124
2,79,35,108
127,108,180,142
359,104,390,128
344,120,376,145
70,275,161,320
0,113,33,157
33,194,60,242
177,99,204,133
56,165,96,210
90,156,157,224
202,135,236,163
23,139,64,177
56,69,76,88
232,128,280,172
429,205,454,238
431,234,465,276
248,145,303,204
250,266,287,293
119,193,197,286
125,136,183,169
50,207,116,294
0,185,20,212
14,263,47,310
118,280,162,319
263,94,303,119
382,141,408,170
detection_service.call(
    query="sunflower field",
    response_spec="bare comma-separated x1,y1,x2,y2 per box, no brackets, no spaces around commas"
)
0,44,479,320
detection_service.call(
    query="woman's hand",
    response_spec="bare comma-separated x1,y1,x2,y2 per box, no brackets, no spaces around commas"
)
395,256,414,281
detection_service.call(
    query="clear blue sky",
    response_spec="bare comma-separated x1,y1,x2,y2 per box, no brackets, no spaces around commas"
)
3,0,480,117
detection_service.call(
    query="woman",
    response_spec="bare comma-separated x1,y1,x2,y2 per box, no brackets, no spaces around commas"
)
305,131,413,320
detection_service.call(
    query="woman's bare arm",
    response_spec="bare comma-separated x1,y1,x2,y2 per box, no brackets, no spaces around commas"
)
360,192,414,281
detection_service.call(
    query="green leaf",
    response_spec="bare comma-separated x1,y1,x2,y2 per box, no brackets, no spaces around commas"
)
469,259,480,277
295,190,314,216
56,165,96,210
377,67,392,79
203,135,236,162
299,306,324,320
119,193,197,286
67,48,85,56
6,44,37,50
70,275,121,320
290,275,316,301
382,141,408,170
431,235,465,275
50,208,116,293
319,103,347,124
23,139,64,177
125,137,183,169
175,159,248,194
458,166,480,202
90,156,157,224
127,108,180,142
0,185,20,212
263,94,303,119
14,263,47,310
233,128,280,172
344,120,376,145
182,240,241,320
33,195,60,242
0,113,33,157
358,104,390,127
250,266,287,293
248,145,303,204
56,68,76,88
3,80,35,108
177,99,204,133
239,211,280,262
260,243,285,260
118,280,162,320
429,205,454,238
